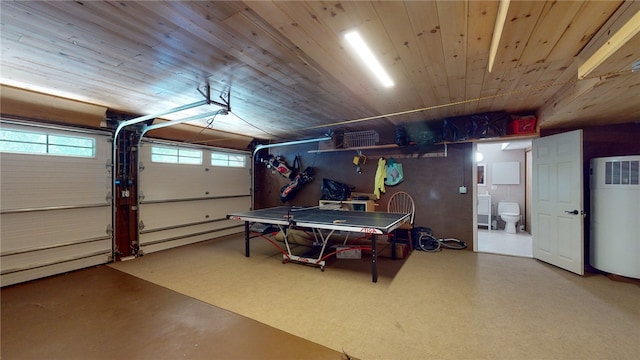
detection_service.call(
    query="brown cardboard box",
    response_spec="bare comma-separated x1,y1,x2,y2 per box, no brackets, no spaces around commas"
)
318,138,336,150
272,230,410,259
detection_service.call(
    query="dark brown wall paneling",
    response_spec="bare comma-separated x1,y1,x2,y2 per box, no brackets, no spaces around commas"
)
254,141,474,249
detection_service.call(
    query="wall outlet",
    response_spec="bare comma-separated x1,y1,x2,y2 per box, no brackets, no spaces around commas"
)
459,186,467,194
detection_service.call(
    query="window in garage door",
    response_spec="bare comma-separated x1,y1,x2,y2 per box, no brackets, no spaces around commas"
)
0,120,113,287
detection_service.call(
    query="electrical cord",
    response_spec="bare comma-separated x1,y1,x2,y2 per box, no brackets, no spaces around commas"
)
416,233,467,252
231,111,289,140
182,112,220,144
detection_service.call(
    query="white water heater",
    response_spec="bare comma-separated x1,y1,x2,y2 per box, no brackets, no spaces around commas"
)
590,156,640,279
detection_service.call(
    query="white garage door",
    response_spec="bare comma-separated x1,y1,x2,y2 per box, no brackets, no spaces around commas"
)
1,120,112,286
138,140,250,254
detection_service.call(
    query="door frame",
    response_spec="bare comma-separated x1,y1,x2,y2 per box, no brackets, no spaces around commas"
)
472,140,533,255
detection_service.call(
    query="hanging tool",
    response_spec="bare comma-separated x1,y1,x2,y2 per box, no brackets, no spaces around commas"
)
353,150,367,174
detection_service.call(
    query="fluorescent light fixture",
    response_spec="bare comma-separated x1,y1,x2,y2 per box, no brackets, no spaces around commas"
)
344,30,394,88
578,9,640,79
487,0,510,73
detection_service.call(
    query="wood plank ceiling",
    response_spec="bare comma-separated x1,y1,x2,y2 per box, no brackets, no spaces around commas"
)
1,1,639,142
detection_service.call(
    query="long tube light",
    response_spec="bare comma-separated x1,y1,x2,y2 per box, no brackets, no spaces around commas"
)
487,0,510,73
344,30,394,88
578,9,640,79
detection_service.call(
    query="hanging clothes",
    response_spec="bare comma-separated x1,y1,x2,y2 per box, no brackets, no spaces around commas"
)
384,157,404,186
374,157,386,199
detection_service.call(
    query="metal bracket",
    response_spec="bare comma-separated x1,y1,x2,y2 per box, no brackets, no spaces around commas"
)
198,84,231,113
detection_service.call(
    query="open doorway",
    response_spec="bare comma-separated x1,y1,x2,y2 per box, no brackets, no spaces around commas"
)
475,140,533,257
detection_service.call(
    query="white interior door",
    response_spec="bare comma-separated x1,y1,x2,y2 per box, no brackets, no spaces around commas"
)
532,130,584,275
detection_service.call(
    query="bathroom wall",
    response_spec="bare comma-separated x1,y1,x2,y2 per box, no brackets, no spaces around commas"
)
476,142,527,230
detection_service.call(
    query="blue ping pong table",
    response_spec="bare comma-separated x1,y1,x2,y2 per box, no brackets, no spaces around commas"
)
227,206,410,283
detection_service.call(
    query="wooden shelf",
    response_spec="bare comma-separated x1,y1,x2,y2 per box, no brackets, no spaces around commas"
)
309,132,538,153
309,143,448,158
308,144,399,153
475,132,539,142
437,131,539,145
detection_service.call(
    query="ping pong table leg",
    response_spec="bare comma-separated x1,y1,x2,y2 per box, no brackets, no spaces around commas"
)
244,221,250,257
372,235,378,283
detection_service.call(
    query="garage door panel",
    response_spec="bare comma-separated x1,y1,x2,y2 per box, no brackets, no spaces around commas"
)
220,196,252,216
141,227,241,254
0,132,111,209
140,197,250,230
139,142,250,200
1,239,111,274
140,162,209,201
140,219,239,245
1,254,109,287
139,164,250,200
1,157,110,208
210,166,251,196
139,197,248,251
0,207,111,252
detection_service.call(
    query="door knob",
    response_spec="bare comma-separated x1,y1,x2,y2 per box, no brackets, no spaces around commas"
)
565,210,579,215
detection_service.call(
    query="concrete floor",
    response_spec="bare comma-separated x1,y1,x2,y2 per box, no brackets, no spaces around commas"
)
0,265,346,360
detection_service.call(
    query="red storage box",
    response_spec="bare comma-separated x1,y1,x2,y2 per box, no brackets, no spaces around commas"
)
509,115,537,134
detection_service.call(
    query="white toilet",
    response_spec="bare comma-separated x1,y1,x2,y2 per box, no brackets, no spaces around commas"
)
498,201,520,234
